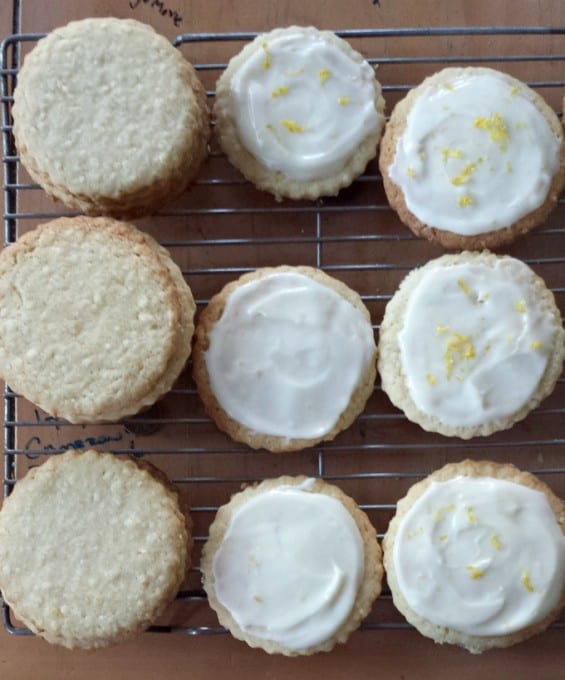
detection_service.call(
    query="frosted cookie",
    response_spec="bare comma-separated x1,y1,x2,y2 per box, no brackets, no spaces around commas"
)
193,266,376,452
214,26,385,200
202,476,382,655
383,460,565,653
379,67,565,249
0,216,196,423
378,251,564,438
13,18,210,218
0,450,190,649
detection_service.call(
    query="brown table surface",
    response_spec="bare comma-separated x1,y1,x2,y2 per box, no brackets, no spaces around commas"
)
1,1,564,678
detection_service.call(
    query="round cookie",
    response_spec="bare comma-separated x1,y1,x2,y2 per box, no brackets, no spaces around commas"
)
201,476,382,655
13,18,210,218
379,67,565,249
383,460,565,653
214,26,385,200
377,251,564,438
0,216,196,423
193,265,377,452
0,450,190,649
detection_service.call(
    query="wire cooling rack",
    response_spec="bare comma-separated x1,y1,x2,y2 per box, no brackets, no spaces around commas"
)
1,24,565,637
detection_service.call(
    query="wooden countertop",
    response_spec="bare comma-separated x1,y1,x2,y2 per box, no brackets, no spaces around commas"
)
0,2,563,678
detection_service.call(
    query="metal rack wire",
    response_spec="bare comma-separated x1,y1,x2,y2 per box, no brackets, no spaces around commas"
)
1,24,565,637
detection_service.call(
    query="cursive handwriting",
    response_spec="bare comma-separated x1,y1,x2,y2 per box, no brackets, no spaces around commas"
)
129,0,183,27
23,432,125,458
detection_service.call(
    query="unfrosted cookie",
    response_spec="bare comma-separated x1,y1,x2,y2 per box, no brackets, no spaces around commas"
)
379,67,565,249
13,18,210,218
214,26,385,200
202,476,382,655
0,450,190,649
0,216,196,423
378,251,564,438
383,460,565,653
193,266,376,452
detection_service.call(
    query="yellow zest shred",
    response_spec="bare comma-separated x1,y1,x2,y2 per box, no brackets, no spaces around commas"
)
474,113,509,150
439,534,448,542
319,68,331,85
441,147,463,164
435,504,455,521
406,167,417,179
491,534,502,551
522,570,535,593
457,279,471,296
406,527,424,539
506,161,513,173
436,324,448,335
426,373,436,386
261,42,271,70
458,195,474,208
281,119,304,133
338,96,350,106
466,565,485,580
530,340,544,350
444,332,476,379
450,162,478,186
515,299,526,313
467,506,477,524
271,85,289,98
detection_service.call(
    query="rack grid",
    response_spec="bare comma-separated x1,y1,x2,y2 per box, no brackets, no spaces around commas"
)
1,23,565,637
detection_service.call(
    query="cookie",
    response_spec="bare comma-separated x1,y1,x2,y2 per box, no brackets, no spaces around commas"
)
193,266,376,452
377,251,564,438
379,67,565,249
0,216,195,423
13,18,210,218
383,460,565,653
201,476,382,655
0,450,190,649
214,26,385,200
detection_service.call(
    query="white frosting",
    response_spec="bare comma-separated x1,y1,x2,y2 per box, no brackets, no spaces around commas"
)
389,71,561,235
229,31,382,180
205,272,375,439
393,476,565,636
398,258,556,427
212,482,364,649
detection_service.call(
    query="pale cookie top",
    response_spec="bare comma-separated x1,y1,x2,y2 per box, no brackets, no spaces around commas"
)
13,18,200,199
211,480,364,650
0,451,187,647
204,271,376,438
398,257,558,427
0,218,178,422
389,70,561,235
228,29,383,180
392,476,565,637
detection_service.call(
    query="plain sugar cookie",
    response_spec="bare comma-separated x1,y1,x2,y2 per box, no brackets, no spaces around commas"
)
13,18,210,218
0,216,196,423
0,450,190,649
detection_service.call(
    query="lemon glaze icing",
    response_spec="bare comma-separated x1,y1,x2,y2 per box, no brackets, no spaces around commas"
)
205,272,375,438
398,258,556,427
212,481,364,649
389,71,561,235
229,31,383,180
393,476,565,636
